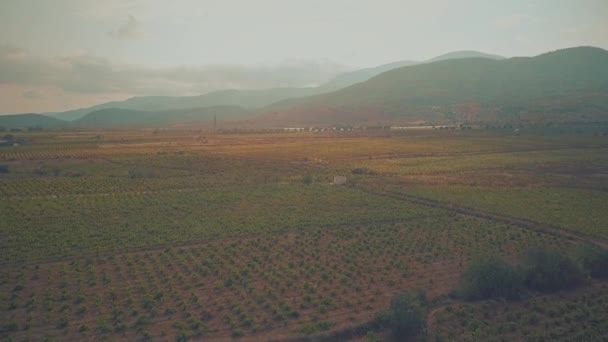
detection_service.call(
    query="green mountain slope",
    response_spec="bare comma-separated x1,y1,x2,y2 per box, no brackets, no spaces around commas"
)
46,51,504,121
318,60,418,91
0,114,67,129
72,106,249,128
426,50,505,63
255,47,608,126
49,88,320,121
320,51,503,92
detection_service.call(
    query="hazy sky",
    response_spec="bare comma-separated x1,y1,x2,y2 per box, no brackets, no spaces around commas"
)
1,0,607,114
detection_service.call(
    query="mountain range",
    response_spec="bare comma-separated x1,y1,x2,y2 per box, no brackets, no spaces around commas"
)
255,47,608,126
42,50,505,123
1,47,606,129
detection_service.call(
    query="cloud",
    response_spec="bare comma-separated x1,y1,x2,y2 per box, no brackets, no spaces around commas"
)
0,44,349,112
109,15,143,39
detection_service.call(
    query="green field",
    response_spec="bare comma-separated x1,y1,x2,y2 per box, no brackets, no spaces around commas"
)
1,129,607,341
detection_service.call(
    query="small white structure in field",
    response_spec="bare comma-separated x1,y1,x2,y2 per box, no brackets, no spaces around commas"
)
333,176,347,185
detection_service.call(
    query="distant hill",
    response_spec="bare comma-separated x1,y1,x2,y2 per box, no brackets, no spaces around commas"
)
49,89,320,121
0,114,67,129
72,106,249,128
46,50,504,121
426,50,505,63
253,47,608,126
320,51,504,91
318,60,418,91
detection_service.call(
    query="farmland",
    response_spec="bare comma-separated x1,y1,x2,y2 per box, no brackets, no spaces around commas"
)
1,128,607,341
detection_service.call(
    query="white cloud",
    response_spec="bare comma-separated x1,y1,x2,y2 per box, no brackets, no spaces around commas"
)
0,44,349,112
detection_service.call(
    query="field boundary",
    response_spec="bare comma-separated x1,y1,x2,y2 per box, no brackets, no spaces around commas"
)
352,185,608,250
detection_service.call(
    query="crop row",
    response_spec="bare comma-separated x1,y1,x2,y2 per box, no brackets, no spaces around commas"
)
1,217,575,341
397,185,608,240
1,184,439,263
431,282,608,341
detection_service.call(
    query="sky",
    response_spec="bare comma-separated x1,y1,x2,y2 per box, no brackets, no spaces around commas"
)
1,0,607,114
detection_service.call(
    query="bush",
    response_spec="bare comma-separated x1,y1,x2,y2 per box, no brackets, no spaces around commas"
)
459,256,522,300
231,328,244,338
0,165,8,174
576,244,608,279
522,248,584,292
351,168,376,175
302,174,313,185
376,293,426,340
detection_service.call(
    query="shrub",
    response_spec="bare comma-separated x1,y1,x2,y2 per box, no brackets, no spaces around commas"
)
459,256,522,300
3,321,19,333
302,174,313,185
522,248,584,292
376,293,426,340
231,328,244,338
57,316,69,329
300,321,334,335
576,244,608,279
351,168,376,175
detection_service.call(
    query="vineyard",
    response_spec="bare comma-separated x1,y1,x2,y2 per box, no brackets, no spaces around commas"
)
1,129,607,341
429,282,608,341
0,217,575,341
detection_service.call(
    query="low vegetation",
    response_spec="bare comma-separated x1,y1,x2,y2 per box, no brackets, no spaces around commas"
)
458,256,522,300
458,246,604,301
1,129,607,341
375,292,427,340
576,244,608,279
522,248,585,293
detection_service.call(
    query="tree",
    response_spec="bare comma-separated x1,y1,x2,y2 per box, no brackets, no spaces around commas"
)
576,244,608,279
302,175,313,185
376,292,426,340
459,255,522,300
523,248,584,292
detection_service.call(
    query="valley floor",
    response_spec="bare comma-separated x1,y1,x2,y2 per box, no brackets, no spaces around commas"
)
1,129,607,341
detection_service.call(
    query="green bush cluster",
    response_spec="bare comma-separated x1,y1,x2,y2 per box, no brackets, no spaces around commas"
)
375,292,427,340
460,246,608,300
522,248,584,292
460,256,522,300
576,244,608,279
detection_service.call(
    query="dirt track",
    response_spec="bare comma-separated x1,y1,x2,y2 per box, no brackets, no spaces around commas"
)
353,185,608,250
